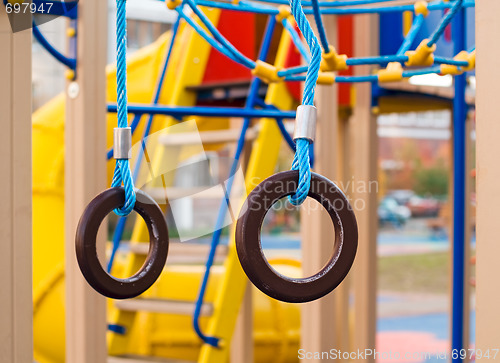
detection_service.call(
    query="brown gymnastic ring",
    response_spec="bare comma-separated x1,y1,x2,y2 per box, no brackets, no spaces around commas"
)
235,170,358,303
75,187,169,299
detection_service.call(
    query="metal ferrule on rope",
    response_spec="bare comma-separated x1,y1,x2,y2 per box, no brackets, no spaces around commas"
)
114,127,132,160
294,105,317,143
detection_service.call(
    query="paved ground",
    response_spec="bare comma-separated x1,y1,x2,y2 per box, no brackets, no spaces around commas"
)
377,291,475,362
376,219,475,362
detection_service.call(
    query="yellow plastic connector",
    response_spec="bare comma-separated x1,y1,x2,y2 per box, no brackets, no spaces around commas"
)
251,60,284,84
317,72,335,85
166,0,182,10
276,5,291,22
65,69,76,80
378,62,404,83
320,46,348,72
440,50,476,75
66,28,76,38
414,1,429,17
405,39,436,67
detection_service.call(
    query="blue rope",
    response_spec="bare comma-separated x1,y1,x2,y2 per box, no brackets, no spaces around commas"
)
247,0,403,7
347,54,407,65
311,0,329,52
176,8,254,69
397,13,424,55
289,138,312,205
428,0,464,47
187,0,256,69
112,0,136,216
278,65,309,77
282,18,311,62
434,56,469,67
288,0,321,205
107,15,182,273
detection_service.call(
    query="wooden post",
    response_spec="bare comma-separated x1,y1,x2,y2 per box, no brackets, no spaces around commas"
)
462,113,472,359
300,82,339,360
475,0,500,352
300,15,346,361
230,116,254,363
0,10,33,363
350,13,378,361
230,282,253,363
64,0,108,361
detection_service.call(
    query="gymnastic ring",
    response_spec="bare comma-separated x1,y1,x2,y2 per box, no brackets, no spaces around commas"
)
236,170,358,303
75,187,169,299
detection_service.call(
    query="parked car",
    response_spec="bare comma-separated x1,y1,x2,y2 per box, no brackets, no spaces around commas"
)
378,197,411,227
387,189,416,206
407,195,441,217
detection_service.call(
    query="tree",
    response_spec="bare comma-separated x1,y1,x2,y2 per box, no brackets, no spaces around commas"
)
413,160,449,196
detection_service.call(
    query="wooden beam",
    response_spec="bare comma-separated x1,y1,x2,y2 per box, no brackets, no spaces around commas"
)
350,13,378,361
300,15,347,361
0,11,33,363
64,0,108,361
230,282,253,363
300,84,340,360
475,0,500,352
462,114,472,361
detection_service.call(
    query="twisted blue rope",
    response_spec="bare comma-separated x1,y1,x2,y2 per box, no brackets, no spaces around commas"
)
311,0,329,52
282,18,311,62
288,0,321,205
289,138,312,205
428,0,464,47
187,0,256,69
112,0,136,216
397,13,424,55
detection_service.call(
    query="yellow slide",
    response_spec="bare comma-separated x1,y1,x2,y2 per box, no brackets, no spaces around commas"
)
33,14,301,363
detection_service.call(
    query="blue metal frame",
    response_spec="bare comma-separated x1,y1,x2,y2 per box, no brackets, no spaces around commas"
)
32,22,77,70
30,1,78,76
33,0,78,19
451,5,467,362
107,104,296,120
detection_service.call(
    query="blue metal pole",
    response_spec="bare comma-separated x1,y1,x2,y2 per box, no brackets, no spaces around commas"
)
451,6,467,362
107,104,296,120
32,22,77,69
